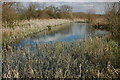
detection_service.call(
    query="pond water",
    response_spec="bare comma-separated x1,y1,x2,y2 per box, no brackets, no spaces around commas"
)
15,23,110,48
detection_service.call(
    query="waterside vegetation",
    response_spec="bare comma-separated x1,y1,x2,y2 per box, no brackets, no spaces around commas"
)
1,2,120,79
2,38,119,78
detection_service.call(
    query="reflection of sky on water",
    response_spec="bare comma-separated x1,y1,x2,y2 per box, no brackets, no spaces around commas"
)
15,23,110,48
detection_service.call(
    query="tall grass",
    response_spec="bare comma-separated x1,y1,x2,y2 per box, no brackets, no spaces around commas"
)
2,19,71,45
2,37,120,78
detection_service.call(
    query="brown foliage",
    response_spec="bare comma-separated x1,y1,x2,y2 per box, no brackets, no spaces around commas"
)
104,2,120,39
2,2,18,28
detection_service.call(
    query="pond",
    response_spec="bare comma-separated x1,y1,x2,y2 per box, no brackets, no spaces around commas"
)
15,23,110,48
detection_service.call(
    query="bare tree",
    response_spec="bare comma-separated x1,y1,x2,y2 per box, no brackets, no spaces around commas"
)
104,2,119,38
2,2,18,28
60,5,73,19
24,2,39,20
86,8,96,23
60,5,72,13
40,11,50,19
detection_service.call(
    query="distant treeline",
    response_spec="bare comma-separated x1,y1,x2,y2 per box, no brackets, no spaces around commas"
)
2,2,120,40
2,2,76,28
2,2,74,21
2,2,103,27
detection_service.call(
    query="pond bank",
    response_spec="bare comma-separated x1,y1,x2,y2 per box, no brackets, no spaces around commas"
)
91,18,109,30
14,22,111,48
2,19,73,45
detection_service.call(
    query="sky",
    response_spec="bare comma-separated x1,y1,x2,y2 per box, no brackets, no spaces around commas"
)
2,0,120,14
2,0,120,2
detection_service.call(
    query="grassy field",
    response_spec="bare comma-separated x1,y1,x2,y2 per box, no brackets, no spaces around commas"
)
2,37,120,78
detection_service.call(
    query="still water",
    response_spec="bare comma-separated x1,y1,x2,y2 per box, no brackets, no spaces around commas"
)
15,23,109,48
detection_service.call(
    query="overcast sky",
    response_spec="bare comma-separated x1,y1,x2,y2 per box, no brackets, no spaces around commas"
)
2,0,119,14
17,0,120,2
2,0,120,2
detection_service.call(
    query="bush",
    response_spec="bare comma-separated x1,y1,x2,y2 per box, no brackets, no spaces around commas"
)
2,3,19,28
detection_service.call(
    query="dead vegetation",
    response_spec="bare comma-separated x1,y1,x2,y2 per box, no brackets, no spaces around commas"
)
2,37,119,78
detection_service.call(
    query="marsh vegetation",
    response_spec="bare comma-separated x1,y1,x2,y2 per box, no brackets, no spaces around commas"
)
1,2,120,79
2,38,119,78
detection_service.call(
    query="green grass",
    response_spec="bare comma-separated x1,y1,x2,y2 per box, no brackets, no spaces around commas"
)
2,37,120,78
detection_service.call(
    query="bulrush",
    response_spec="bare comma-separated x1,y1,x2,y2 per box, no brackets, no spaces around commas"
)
2,37,119,78
2,19,71,44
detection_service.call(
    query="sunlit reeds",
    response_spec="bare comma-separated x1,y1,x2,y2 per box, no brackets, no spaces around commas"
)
2,19,71,44
2,37,119,78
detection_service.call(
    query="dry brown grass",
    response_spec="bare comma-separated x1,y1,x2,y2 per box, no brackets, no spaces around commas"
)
2,37,119,78
2,19,71,44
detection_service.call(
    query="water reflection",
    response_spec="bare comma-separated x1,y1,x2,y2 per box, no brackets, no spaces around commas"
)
15,23,109,48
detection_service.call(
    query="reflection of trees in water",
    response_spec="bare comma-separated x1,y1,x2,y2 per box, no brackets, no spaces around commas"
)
35,23,97,39
87,25,96,36
15,23,110,49
28,23,109,42
45,24,72,36
29,23,108,41
29,24,72,39
72,23,93,37
57,25,72,35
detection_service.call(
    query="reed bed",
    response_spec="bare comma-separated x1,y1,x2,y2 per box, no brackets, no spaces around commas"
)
2,19,71,44
2,37,120,78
